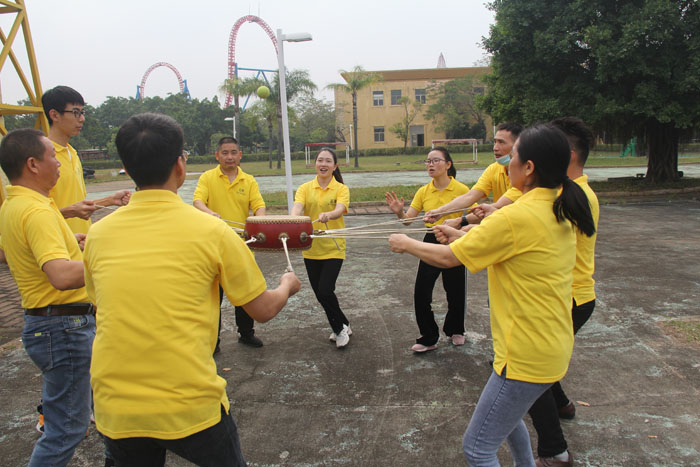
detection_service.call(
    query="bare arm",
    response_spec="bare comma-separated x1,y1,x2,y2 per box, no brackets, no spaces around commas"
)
318,203,346,223
94,189,131,207
60,200,97,220
424,189,486,223
193,200,221,218
388,233,462,268
42,259,85,290
290,202,304,216
241,272,302,322
385,192,419,226
253,207,266,216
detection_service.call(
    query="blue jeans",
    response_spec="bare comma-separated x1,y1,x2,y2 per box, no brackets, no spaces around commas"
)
22,314,96,467
463,369,551,466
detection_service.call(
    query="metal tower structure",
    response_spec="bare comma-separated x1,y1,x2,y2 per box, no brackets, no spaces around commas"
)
0,0,49,136
136,62,191,101
224,15,278,108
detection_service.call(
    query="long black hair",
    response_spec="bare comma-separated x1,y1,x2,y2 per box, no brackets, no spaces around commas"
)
318,147,343,184
516,124,595,237
431,146,456,178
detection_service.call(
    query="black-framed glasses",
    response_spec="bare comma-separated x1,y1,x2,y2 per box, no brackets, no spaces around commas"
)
58,108,86,118
424,158,446,165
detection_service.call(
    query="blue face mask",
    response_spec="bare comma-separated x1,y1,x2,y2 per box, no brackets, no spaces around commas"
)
495,153,511,166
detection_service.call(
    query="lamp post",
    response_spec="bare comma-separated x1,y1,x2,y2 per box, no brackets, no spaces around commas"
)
224,116,236,139
277,28,312,212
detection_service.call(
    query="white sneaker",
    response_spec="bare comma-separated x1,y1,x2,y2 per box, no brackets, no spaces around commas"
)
336,325,351,348
329,325,352,342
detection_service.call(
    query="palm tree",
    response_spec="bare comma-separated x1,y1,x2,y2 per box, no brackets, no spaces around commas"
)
327,66,382,168
269,70,316,169
218,77,260,141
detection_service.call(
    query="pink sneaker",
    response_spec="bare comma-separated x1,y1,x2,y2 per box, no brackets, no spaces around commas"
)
451,334,466,346
411,343,437,353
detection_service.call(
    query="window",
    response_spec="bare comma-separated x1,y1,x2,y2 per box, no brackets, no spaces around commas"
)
374,127,385,142
391,90,402,105
372,91,384,106
415,88,426,104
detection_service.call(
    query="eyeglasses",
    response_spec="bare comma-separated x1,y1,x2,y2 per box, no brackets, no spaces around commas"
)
424,158,446,165
58,108,86,118
181,150,189,162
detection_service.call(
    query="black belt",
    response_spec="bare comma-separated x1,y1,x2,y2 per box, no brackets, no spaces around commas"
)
25,302,95,317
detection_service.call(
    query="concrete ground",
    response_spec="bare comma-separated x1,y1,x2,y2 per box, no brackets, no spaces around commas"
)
1,196,699,466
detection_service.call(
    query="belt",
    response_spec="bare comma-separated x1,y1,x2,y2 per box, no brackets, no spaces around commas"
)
25,302,95,317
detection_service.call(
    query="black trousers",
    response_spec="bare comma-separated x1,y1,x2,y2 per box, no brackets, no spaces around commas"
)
414,233,467,346
103,405,246,467
218,286,255,347
528,299,596,457
304,258,348,334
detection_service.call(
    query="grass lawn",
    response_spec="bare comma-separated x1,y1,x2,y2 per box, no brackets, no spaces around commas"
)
87,151,700,185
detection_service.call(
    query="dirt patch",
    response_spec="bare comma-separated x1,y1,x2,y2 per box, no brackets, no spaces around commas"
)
659,319,700,348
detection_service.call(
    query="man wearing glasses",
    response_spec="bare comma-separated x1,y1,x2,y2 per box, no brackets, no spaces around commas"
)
42,86,130,235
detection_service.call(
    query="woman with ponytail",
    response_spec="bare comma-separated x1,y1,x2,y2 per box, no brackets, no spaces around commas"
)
388,125,594,465
291,148,351,348
385,147,471,352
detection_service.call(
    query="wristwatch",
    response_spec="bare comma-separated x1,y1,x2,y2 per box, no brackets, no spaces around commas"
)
460,215,469,227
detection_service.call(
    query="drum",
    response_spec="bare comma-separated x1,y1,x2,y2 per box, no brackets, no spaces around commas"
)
244,215,313,251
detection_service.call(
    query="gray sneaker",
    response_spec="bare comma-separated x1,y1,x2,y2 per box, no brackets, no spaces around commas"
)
329,325,352,342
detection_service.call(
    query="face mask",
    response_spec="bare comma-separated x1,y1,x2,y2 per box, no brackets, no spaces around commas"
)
495,153,511,166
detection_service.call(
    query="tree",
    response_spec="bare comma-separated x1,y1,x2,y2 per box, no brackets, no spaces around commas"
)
270,70,316,169
482,0,700,183
327,66,382,167
289,95,336,151
388,96,422,151
425,76,488,140
219,76,260,142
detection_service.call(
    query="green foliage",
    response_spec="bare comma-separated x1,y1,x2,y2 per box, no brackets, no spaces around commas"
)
389,96,422,151
425,76,488,140
482,0,700,182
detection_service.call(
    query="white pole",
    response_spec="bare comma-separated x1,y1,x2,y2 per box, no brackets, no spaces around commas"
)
277,29,294,213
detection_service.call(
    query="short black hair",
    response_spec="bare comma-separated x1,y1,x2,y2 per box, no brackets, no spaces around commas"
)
217,136,239,150
496,122,524,139
550,117,595,165
41,86,85,125
115,113,184,188
0,128,46,180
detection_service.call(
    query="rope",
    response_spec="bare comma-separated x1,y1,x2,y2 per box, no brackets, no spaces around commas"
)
325,206,472,234
222,218,245,226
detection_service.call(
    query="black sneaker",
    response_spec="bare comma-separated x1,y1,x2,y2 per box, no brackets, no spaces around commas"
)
238,334,263,347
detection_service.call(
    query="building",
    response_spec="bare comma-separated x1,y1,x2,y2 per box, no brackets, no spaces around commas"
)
333,66,492,152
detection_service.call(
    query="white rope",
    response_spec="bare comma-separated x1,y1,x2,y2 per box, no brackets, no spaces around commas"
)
280,237,294,272
222,218,245,226
245,238,257,245
94,204,118,210
325,206,472,233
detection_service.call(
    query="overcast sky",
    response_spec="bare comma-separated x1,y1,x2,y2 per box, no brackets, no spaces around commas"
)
0,0,495,107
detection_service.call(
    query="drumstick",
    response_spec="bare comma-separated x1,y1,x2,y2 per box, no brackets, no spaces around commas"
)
280,236,294,273
325,222,341,251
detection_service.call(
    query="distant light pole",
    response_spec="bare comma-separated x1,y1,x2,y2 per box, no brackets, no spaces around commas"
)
277,28,312,212
224,116,236,139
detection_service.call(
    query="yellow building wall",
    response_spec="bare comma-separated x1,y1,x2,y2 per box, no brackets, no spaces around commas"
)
334,67,493,153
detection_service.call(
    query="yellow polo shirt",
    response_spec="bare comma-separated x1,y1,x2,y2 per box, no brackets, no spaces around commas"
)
572,175,599,304
193,166,265,225
450,188,575,383
84,190,267,440
0,185,89,308
295,176,349,260
472,161,522,203
410,177,471,227
48,141,90,234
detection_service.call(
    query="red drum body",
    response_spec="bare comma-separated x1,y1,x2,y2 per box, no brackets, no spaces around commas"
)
244,215,313,251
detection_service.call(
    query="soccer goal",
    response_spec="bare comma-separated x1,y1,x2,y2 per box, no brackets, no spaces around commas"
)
304,142,351,167
431,139,479,165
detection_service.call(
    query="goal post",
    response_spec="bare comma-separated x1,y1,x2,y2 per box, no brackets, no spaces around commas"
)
431,139,478,164
304,142,351,166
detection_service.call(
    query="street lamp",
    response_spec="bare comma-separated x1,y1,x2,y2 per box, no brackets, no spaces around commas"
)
224,116,236,139
277,28,312,212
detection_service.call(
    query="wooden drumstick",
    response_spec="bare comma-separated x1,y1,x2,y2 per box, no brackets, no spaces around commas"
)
325,222,341,251
280,236,294,273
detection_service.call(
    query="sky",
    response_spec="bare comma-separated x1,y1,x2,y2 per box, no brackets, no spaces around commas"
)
0,0,495,107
